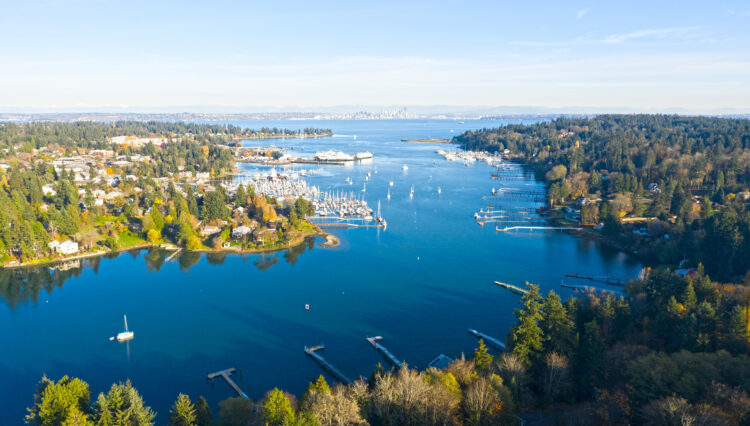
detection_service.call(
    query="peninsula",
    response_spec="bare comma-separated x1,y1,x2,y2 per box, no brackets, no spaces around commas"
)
0,121,335,268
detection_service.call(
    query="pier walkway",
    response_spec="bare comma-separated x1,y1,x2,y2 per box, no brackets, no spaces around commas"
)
304,345,352,384
366,336,404,369
494,281,529,295
207,368,248,398
468,329,506,351
497,226,582,232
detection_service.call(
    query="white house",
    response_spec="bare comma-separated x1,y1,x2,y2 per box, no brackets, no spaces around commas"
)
231,225,253,239
48,240,79,255
201,226,221,237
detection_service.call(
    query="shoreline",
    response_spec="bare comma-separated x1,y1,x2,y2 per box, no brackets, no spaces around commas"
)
401,138,452,144
2,230,339,270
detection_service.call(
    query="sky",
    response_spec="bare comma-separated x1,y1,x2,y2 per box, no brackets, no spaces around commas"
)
1,0,749,113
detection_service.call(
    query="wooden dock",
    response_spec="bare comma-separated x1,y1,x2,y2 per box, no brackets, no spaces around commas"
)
207,368,248,398
494,281,529,295
366,336,404,369
468,329,506,351
304,345,352,384
497,226,582,232
564,273,627,286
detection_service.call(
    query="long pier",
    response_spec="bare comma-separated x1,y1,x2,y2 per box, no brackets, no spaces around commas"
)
468,329,506,351
494,281,528,295
366,336,404,369
304,345,352,384
564,273,627,286
207,368,248,398
497,226,582,232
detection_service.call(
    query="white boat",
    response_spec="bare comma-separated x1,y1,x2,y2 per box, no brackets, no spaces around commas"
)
437,187,442,195
116,315,134,342
389,181,394,187
387,188,391,200
362,184,366,192
314,150,355,162
409,185,414,199
355,152,373,160
402,165,408,171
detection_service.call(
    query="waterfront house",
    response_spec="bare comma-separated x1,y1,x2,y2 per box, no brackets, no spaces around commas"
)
201,225,221,237
48,240,79,255
231,225,253,239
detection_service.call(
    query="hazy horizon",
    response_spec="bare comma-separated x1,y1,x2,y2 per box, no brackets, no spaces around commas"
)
2,1,749,112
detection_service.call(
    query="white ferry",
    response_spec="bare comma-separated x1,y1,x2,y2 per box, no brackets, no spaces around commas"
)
313,150,355,162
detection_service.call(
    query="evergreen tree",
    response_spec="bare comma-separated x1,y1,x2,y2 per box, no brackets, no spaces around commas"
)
194,396,212,426
540,291,575,356
473,339,493,373
25,375,92,425
508,283,544,364
235,185,246,207
186,185,199,217
168,393,197,426
263,388,295,426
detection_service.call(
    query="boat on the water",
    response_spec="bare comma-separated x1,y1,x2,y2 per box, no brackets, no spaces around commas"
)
402,165,408,171
355,152,373,160
116,315,134,342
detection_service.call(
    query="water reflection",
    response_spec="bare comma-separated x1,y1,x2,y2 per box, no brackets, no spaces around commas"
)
0,241,317,309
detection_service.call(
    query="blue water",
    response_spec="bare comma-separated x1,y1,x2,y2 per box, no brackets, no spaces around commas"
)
0,120,641,423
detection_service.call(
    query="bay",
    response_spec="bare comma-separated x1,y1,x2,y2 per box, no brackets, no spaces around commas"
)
0,119,641,423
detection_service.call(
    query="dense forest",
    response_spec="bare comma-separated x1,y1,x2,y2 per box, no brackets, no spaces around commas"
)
24,271,750,425
0,121,332,149
455,115,750,282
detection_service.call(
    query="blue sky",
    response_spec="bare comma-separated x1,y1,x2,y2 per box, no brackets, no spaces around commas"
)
1,0,749,112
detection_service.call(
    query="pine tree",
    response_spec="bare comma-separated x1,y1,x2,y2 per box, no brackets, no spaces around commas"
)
508,283,544,364
194,396,212,426
235,185,246,207
540,291,575,356
473,339,493,373
186,185,199,217
168,393,197,426
263,388,295,425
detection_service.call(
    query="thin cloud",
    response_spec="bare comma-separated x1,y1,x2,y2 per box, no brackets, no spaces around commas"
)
603,27,697,44
577,8,589,19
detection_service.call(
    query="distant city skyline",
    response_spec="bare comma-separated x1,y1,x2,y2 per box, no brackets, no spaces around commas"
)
1,0,749,113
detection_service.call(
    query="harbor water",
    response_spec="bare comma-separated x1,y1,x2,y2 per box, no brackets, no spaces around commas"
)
0,119,642,423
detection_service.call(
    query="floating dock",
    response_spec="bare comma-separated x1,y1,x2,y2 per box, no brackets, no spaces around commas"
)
207,368,247,398
468,329,506,351
497,226,582,232
304,345,352,384
494,281,529,295
366,336,404,369
561,283,618,295
564,273,627,286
